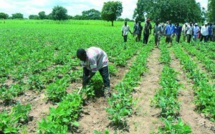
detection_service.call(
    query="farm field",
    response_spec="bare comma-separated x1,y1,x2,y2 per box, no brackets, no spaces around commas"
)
0,20,215,134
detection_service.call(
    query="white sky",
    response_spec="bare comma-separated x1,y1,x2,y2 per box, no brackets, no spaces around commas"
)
0,0,208,19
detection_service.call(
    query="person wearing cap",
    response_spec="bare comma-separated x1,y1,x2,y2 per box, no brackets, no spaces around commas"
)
143,18,152,44
193,23,200,41
76,47,111,98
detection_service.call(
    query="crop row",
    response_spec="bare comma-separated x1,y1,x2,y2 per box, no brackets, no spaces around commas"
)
173,45,215,121
153,44,191,133
106,44,153,128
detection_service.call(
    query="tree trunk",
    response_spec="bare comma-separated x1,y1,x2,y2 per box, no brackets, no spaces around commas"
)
111,21,114,26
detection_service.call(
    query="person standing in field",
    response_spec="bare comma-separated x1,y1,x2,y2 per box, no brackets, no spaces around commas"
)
193,23,200,42
174,23,182,43
122,21,132,43
182,23,188,41
76,47,111,98
143,18,152,44
208,23,213,41
153,21,162,47
133,21,143,42
165,20,174,45
200,23,209,42
186,23,193,43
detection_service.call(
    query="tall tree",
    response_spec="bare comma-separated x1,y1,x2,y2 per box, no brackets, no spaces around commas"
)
51,6,68,20
29,15,39,20
38,11,46,19
208,0,215,22
101,1,123,26
0,12,9,19
134,0,201,23
82,9,101,20
12,13,23,19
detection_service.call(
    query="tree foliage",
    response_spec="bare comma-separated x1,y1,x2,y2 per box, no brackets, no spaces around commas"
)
38,11,46,20
101,1,123,26
82,9,101,20
0,12,9,19
208,0,215,22
12,13,24,19
133,0,202,23
51,6,68,20
29,15,39,20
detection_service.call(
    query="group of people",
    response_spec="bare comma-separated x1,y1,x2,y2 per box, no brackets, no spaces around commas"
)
76,19,215,99
122,19,215,47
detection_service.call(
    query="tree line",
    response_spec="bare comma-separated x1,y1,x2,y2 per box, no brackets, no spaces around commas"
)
0,0,214,25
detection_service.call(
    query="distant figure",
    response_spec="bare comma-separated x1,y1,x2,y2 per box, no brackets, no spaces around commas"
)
208,23,213,41
76,47,111,98
165,20,174,45
200,23,208,42
193,23,200,41
182,23,188,41
186,23,193,43
174,23,182,43
143,18,152,44
122,21,132,42
133,21,143,42
153,21,162,47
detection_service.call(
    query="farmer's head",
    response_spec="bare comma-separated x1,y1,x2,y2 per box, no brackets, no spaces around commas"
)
77,48,87,61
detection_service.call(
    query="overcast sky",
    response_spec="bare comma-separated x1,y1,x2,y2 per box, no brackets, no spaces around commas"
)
0,0,208,19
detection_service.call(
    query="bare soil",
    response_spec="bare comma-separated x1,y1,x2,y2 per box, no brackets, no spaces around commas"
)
127,47,163,134
170,51,215,134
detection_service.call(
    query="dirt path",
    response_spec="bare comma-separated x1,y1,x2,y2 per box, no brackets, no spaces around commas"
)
170,51,215,134
127,48,163,134
76,52,138,134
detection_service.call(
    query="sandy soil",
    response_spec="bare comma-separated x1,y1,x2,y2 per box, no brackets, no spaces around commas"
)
170,51,215,134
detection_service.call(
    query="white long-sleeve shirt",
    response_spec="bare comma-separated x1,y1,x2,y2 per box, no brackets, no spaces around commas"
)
201,26,209,36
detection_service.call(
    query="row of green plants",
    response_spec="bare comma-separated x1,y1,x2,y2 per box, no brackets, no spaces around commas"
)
0,103,31,134
182,42,215,78
194,43,215,60
153,44,191,133
106,44,153,127
173,45,215,121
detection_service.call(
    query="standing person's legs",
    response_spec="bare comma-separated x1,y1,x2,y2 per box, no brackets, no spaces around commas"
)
143,34,147,44
99,66,110,97
200,34,204,42
123,35,127,42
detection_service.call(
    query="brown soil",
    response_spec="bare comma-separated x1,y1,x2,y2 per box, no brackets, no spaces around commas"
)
76,52,138,134
127,48,163,134
170,51,215,134
13,90,57,134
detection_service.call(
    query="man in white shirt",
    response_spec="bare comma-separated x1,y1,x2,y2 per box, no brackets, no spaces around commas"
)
122,21,132,42
200,23,209,42
77,47,110,98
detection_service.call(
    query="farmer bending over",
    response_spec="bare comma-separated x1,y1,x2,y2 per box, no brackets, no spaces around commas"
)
76,47,111,98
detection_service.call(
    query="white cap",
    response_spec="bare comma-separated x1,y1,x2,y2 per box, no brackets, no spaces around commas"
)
195,23,198,25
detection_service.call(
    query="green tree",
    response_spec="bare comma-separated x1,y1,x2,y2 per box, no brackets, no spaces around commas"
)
0,12,9,19
208,0,215,22
51,6,68,20
29,15,39,20
38,11,46,19
101,1,123,26
134,0,201,23
12,13,23,19
82,9,101,20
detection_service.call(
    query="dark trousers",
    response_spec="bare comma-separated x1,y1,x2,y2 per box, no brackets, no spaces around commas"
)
83,66,110,87
200,35,207,42
143,34,149,44
123,35,128,42
187,34,192,43
176,35,181,43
